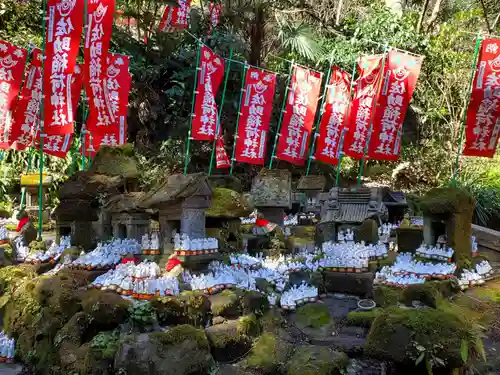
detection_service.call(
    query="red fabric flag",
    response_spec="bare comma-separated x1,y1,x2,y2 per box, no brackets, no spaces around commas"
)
368,50,422,161
191,45,225,141
463,38,500,158
34,133,73,158
215,136,230,168
234,67,277,165
43,0,85,136
343,55,384,159
276,66,322,165
0,41,28,149
314,66,351,165
159,0,191,32
84,0,116,132
9,49,43,151
71,64,83,117
208,3,223,34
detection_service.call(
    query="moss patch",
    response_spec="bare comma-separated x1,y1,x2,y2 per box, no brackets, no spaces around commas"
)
373,286,401,307
209,290,241,317
241,290,269,315
287,346,348,375
419,188,475,215
346,308,383,328
243,332,293,374
237,314,261,337
152,293,210,327
151,324,210,350
295,303,331,329
207,188,252,218
89,144,139,179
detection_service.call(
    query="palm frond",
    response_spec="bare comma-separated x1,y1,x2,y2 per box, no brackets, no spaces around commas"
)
276,22,323,60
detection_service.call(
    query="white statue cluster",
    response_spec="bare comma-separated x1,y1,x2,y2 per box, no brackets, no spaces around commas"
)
141,233,161,255
70,238,139,270
0,225,8,241
13,237,29,262
0,332,15,363
378,223,396,243
374,270,427,287
24,238,72,264
174,233,218,254
382,253,456,279
337,228,354,243
476,260,493,277
229,253,261,268
416,243,454,261
284,214,298,227
458,269,485,290
240,217,256,224
90,261,179,298
471,236,478,257
0,211,18,226
322,241,387,261
411,217,424,226
280,282,318,310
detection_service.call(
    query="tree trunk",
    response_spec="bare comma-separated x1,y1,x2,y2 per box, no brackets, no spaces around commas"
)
478,0,492,33
249,6,265,66
416,0,430,33
335,0,344,26
426,0,443,31
384,0,405,16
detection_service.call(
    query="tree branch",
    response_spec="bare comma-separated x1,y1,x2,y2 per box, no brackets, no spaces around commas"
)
416,0,430,34
477,0,492,33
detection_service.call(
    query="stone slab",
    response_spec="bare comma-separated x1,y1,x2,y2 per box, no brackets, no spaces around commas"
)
473,224,500,252
323,271,374,298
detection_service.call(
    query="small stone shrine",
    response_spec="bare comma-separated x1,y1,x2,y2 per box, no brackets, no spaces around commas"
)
296,175,327,217
20,173,53,222
382,188,408,223
419,188,475,268
250,169,292,226
103,192,150,241
140,173,212,252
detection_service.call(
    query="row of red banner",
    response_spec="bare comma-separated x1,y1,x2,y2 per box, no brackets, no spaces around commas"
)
190,45,426,168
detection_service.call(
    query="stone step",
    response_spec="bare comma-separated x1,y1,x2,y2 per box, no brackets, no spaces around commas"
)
310,333,366,355
0,364,23,375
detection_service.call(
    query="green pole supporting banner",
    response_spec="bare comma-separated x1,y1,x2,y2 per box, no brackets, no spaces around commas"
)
81,0,89,171
451,34,483,187
37,0,47,241
184,41,202,176
269,60,295,169
208,47,233,176
229,62,248,176
335,58,359,187
306,57,334,176
357,42,389,187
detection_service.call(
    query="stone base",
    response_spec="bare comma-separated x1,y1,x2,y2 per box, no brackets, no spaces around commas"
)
177,253,221,270
323,271,374,298
315,221,336,247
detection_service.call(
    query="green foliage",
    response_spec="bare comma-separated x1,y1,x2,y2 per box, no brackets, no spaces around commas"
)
128,301,156,327
90,330,120,359
295,303,331,328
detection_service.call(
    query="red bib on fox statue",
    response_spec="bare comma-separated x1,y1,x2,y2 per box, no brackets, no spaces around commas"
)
251,210,277,235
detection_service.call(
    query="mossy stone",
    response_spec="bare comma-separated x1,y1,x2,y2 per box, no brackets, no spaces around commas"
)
287,345,348,375
209,290,241,318
237,314,261,337
355,219,379,243
243,332,293,374
295,303,331,329
205,320,252,362
373,286,401,307
346,309,383,328
206,188,252,218
259,308,284,333
419,188,475,216
365,308,472,368
80,289,131,332
241,290,269,315
152,293,210,327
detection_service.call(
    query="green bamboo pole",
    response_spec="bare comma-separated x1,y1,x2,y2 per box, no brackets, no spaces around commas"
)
37,0,47,240
335,58,359,187
268,60,295,169
208,47,233,176
81,0,89,171
357,42,389,187
451,34,483,187
183,40,202,176
306,57,334,176
229,62,248,176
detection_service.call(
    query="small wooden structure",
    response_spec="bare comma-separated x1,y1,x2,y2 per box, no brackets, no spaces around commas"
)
382,188,408,224
296,175,326,217
20,173,53,222
250,169,292,226
103,192,150,241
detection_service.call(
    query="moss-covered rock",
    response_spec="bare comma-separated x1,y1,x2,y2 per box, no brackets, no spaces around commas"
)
295,303,331,329
205,320,252,362
206,188,252,218
209,289,242,318
242,332,293,374
237,314,261,337
241,290,269,315
152,292,210,327
287,346,348,375
373,286,401,307
259,309,284,334
80,289,131,332
114,325,214,375
355,219,379,243
346,309,383,328
89,144,139,179
365,308,473,368
419,188,475,216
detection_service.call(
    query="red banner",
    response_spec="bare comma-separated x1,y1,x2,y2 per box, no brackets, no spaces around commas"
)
234,67,276,165
343,55,384,159
368,50,423,160
209,3,223,34
159,0,191,32
314,66,351,165
43,0,85,135
216,136,230,168
463,38,500,158
191,45,225,141
43,134,73,158
9,49,43,150
276,66,322,165
84,54,131,155
84,0,116,131
0,41,28,149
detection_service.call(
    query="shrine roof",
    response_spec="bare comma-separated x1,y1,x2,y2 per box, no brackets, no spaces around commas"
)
54,199,98,222
140,173,212,208
326,203,376,223
297,175,326,191
250,169,292,208
58,172,125,201
104,192,147,213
